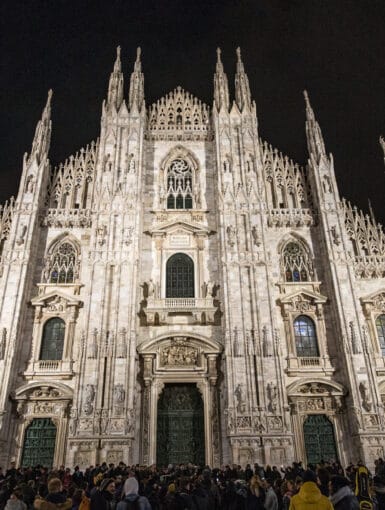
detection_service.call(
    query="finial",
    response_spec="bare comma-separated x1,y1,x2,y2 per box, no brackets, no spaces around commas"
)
380,136,385,155
303,90,310,108
216,47,222,62
136,47,141,62
113,46,122,71
236,47,242,62
368,199,376,223
116,45,121,58
45,89,53,110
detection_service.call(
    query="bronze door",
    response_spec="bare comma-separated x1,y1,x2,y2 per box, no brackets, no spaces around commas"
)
157,383,205,466
303,414,338,465
21,418,56,467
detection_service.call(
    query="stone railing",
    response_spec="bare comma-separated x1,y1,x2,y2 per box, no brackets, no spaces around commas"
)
24,359,74,378
144,296,217,325
267,208,316,228
299,357,321,367
41,208,93,228
286,355,334,375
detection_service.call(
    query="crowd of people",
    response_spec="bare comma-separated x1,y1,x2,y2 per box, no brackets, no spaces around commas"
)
0,459,384,510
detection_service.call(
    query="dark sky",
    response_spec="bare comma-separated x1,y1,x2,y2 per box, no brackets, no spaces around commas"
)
1,0,384,223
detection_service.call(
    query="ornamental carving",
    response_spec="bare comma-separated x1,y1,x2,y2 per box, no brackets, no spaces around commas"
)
160,339,198,367
83,384,95,415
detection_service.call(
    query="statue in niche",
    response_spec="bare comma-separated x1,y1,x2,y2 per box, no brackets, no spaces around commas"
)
251,226,261,246
203,281,215,298
330,226,341,246
267,383,278,414
262,326,273,357
359,381,372,412
323,175,332,194
104,154,112,172
234,384,246,414
25,175,35,193
113,384,125,404
226,226,235,247
83,384,95,415
128,154,135,173
147,279,155,297
88,329,98,359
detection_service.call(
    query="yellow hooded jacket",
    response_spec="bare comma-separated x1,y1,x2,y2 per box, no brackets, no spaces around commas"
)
289,482,333,510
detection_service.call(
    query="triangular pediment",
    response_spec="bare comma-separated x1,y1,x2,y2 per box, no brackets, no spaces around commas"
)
278,289,327,305
31,290,82,308
360,289,385,304
148,220,212,236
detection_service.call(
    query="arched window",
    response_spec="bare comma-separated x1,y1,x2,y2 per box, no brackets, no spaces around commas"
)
376,314,385,356
166,253,194,298
40,318,65,360
49,242,77,284
294,315,319,357
166,159,193,210
283,242,311,282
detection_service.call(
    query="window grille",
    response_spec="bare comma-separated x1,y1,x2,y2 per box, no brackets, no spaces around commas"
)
166,253,194,298
40,318,65,360
294,315,319,357
283,242,310,282
376,314,385,356
166,159,193,210
49,242,77,284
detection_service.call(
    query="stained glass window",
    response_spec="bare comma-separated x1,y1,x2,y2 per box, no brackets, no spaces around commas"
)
40,318,65,360
49,242,76,284
294,315,319,357
166,159,193,210
166,253,194,298
283,242,310,282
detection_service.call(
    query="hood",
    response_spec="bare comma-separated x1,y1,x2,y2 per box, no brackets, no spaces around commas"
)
124,495,139,503
330,486,354,506
6,501,26,510
297,482,323,503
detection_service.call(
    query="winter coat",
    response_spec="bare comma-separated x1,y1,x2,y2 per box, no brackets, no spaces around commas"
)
264,488,278,510
288,482,333,510
329,486,359,510
90,491,114,510
116,494,151,510
5,499,27,510
34,494,72,510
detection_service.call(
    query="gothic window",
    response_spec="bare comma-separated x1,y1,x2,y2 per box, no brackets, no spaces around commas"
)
166,253,194,298
376,314,385,356
294,315,319,357
166,159,193,210
40,318,65,360
283,242,311,282
49,242,77,284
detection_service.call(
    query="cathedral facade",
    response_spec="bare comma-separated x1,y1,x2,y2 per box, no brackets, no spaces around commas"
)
0,47,385,470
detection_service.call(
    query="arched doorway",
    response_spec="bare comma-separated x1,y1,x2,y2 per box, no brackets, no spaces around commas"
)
166,253,194,298
156,383,205,466
21,418,57,467
303,414,338,465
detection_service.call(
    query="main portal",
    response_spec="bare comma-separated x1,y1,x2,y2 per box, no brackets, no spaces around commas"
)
156,383,205,466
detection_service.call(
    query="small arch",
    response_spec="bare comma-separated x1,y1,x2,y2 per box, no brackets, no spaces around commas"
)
279,236,313,282
166,253,194,298
293,315,319,357
39,318,65,360
44,234,80,284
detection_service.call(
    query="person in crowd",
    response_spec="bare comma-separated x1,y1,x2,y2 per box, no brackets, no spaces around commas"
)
281,479,294,510
317,468,330,497
245,475,265,510
262,478,278,510
90,479,115,510
4,489,27,510
288,470,333,510
328,475,359,510
116,478,151,510
34,478,72,510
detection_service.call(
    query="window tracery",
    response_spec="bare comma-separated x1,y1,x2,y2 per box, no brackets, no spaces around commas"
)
45,241,78,284
282,242,311,282
293,315,319,357
166,159,193,210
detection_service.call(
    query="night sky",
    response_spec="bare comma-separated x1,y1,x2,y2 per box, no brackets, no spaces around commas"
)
1,0,384,223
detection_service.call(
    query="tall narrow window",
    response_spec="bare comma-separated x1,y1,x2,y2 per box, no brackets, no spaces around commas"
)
376,314,385,356
166,159,193,209
49,242,77,284
166,253,194,298
283,242,311,282
40,318,65,360
294,315,319,357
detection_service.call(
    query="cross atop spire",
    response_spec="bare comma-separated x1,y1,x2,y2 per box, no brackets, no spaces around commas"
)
29,89,53,164
107,46,124,110
213,47,229,112
380,136,385,161
129,47,145,112
303,90,326,162
235,47,251,111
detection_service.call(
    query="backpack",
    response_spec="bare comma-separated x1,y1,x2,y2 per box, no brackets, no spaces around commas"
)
355,466,373,510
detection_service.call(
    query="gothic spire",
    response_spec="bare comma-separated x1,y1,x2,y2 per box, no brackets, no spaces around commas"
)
235,47,251,111
107,46,124,110
213,48,229,112
29,89,52,164
129,47,145,112
304,90,327,162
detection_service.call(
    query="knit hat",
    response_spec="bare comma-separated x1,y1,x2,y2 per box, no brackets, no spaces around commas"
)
100,478,115,492
124,477,139,495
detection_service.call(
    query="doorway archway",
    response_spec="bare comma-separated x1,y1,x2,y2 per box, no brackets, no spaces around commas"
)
21,418,57,467
303,414,338,465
